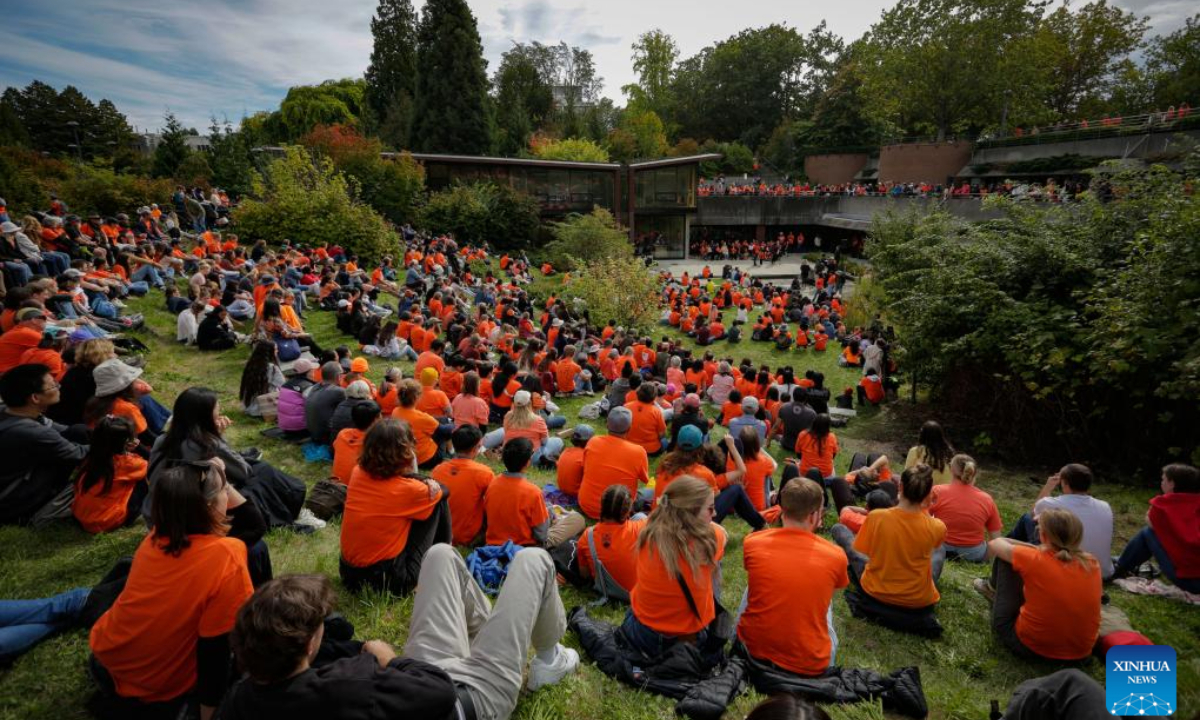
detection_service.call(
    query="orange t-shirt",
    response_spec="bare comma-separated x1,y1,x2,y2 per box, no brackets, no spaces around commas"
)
0,325,42,372
555,446,586,496
340,469,443,566
738,528,848,676
414,351,445,378
795,431,838,478
431,457,494,545
72,454,147,533
391,406,440,463
89,534,252,702
451,393,489,429
578,436,650,519
625,401,667,454
928,482,1003,546
331,428,366,484
654,463,719,505
375,385,399,416
19,346,66,380
416,387,451,416
578,518,647,593
854,507,946,608
503,415,549,451
485,473,549,547
110,397,148,436
1011,545,1101,659
556,360,582,394
733,453,777,511
630,524,727,636
838,507,868,534
720,401,740,426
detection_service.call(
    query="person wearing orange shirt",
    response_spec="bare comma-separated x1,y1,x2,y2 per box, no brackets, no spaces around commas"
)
415,367,451,417
624,384,667,456
928,454,1002,562
577,407,651,519
430,425,494,546
622,476,727,661
331,402,380,485
485,438,584,548
832,465,947,634
979,510,1101,661
794,414,839,481
577,484,646,602
390,380,453,470
732,427,777,511
738,477,849,678
89,461,255,717
72,416,148,534
0,308,46,373
554,425,593,500
450,370,490,430
555,349,583,395
339,419,450,596
414,340,446,378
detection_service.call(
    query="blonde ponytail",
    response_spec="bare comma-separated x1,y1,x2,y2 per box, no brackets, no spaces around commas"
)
1038,509,1096,568
636,476,718,578
950,454,978,485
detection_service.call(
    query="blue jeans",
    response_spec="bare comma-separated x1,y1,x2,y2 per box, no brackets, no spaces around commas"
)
131,264,163,288
3,261,31,286
1117,526,1200,594
43,251,71,275
1007,512,1039,543
943,541,988,563
137,395,172,436
543,413,567,430
0,587,89,663
573,375,593,394
714,484,765,529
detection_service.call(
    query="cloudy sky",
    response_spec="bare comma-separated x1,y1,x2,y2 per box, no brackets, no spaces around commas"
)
0,0,1192,134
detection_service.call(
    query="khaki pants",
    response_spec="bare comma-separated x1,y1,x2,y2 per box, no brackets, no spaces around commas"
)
547,510,586,547
404,544,566,720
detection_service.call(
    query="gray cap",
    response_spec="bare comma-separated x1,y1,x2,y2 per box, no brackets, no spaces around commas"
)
607,406,633,434
571,425,595,442
742,395,759,413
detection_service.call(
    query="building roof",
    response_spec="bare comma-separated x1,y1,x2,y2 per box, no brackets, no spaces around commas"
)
626,153,723,170
390,152,619,171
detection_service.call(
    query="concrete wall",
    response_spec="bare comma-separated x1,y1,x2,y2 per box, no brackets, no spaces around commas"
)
695,195,1004,227
878,141,974,184
804,154,870,185
969,129,1200,165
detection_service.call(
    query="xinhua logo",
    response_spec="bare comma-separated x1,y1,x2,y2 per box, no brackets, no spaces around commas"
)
1107,645,1176,715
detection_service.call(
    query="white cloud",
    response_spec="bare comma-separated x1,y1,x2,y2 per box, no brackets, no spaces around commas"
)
0,0,1192,134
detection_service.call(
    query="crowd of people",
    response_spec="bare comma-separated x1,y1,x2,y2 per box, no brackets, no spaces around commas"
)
0,191,1196,720
698,177,1089,201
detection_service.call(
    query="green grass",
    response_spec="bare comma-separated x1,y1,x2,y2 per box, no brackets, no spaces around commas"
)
0,286,1197,720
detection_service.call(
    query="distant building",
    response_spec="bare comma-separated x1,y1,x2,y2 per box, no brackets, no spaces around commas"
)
133,133,213,155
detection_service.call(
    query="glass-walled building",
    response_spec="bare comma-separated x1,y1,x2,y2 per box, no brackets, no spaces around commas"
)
406,154,620,218
390,152,720,259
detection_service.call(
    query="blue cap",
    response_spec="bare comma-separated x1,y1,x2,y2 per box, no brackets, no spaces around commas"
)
677,425,704,451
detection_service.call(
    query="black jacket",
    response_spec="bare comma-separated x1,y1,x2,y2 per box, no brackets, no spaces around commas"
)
217,654,458,720
0,411,88,524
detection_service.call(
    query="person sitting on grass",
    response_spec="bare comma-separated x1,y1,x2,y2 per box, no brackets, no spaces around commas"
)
737,477,849,679
577,484,647,602
554,424,593,503
1113,463,1200,593
484,438,584,549
430,425,494,547
222,566,578,720
338,419,451,596
903,420,954,485
330,401,380,485
831,464,946,626
72,415,148,534
975,509,1101,661
481,390,563,467
391,379,453,471
927,454,1003,563
88,461,255,720
578,407,651,519
0,363,89,526
1008,463,1114,580
621,476,727,664
237,341,284,419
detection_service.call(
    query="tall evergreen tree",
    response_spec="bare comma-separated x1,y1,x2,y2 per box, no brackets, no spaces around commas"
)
412,0,489,154
364,0,418,149
153,112,192,179
0,89,30,147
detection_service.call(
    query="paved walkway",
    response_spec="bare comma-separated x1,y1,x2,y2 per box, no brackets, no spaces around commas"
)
653,256,858,298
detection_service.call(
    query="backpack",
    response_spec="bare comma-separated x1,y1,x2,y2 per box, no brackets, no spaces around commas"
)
586,526,631,604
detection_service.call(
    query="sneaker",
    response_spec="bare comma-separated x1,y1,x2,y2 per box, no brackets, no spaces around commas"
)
294,507,327,530
527,644,578,691
240,447,264,463
973,577,996,603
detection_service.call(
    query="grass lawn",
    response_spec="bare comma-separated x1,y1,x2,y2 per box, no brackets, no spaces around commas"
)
1,283,1196,720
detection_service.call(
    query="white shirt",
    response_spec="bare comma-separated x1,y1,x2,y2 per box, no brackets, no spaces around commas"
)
1034,493,1115,578
177,309,199,344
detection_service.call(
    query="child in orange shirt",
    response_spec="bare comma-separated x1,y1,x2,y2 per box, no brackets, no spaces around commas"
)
430,425,494,546
72,416,148,533
331,402,381,485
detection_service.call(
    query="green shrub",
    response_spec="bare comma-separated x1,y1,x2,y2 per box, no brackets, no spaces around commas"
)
566,256,659,331
545,207,632,270
233,146,398,261
532,137,610,163
420,181,539,250
55,165,174,217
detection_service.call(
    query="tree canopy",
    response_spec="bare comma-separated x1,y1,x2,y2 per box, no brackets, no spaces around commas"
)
412,0,490,154
364,0,419,149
